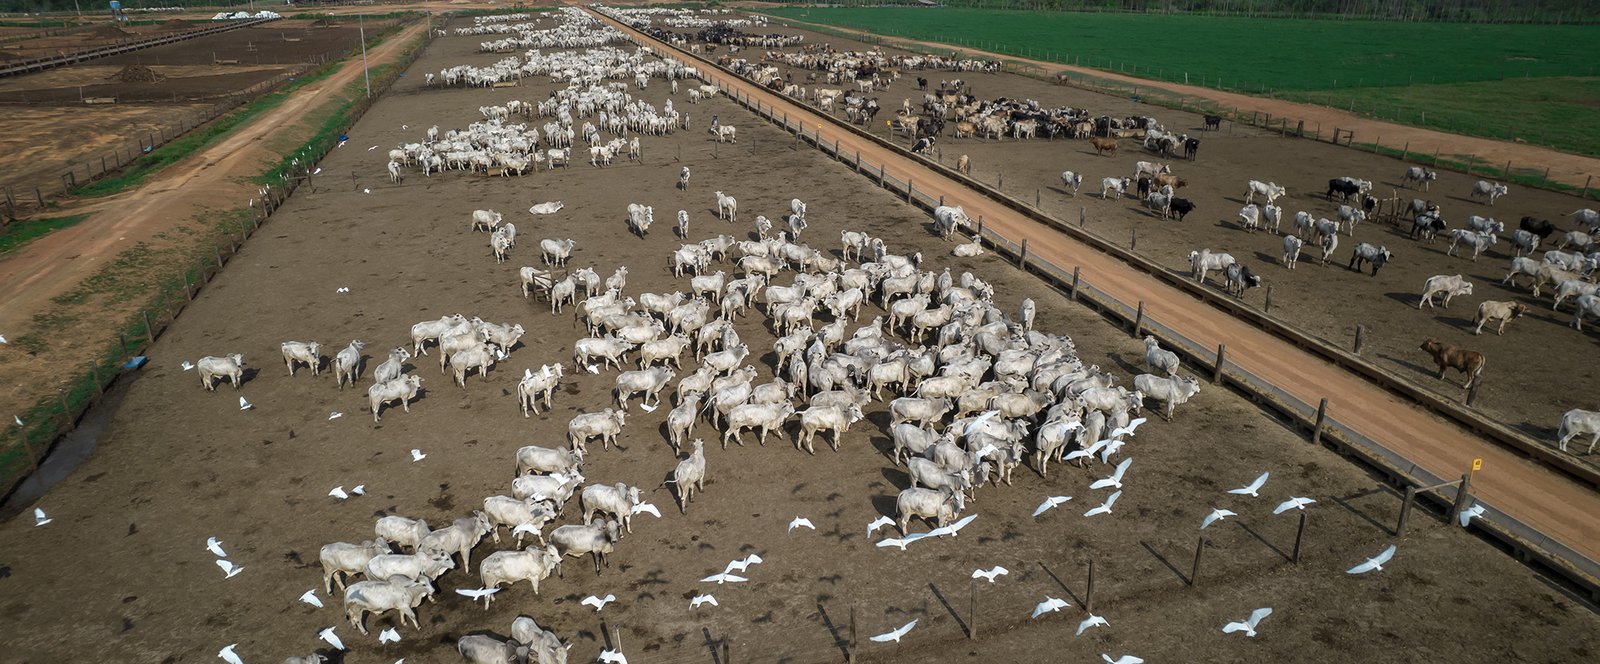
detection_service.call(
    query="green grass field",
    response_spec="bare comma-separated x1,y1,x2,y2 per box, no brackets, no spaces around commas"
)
764,7,1600,158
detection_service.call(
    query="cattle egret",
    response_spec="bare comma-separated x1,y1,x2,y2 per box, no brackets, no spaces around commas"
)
1032,597,1070,618
329,486,349,500
337,140,347,148
328,412,343,421
1066,439,1109,463
640,402,657,412
238,396,253,411
972,442,1000,460
379,627,400,644
299,590,323,608
410,449,426,462
724,554,763,574
0,334,6,344
1347,545,1397,574
1077,614,1109,636
512,523,541,539
352,485,365,495
319,626,345,650
788,517,815,533
599,649,628,664
963,410,999,437
1033,495,1073,518
875,532,929,550
313,167,322,175
218,644,244,664
632,502,662,518
700,572,748,584
1089,458,1132,490
1459,503,1485,527
216,559,243,578
206,537,227,558
181,361,195,371
1228,471,1270,497
1102,655,1144,664
868,619,917,643
1201,508,1237,529
971,566,1009,583
454,587,498,608
1273,497,1316,514
690,594,718,608
585,364,599,374
927,514,976,538
1083,491,1122,517
34,507,50,527
1098,438,1126,464
867,515,895,536
581,594,617,610
367,145,378,151
1222,607,1273,637
1108,417,1147,439
335,287,350,293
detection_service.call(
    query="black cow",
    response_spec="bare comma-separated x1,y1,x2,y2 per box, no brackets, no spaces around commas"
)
1203,114,1222,130
911,136,936,154
1411,214,1447,241
1136,176,1153,199
1327,178,1362,201
1183,137,1200,160
1361,194,1378,215
1520,216,1557,240
916,77,928,91
1169,198,1196,221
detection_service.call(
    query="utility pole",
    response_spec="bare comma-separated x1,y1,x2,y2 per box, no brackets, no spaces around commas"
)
359,14,371,98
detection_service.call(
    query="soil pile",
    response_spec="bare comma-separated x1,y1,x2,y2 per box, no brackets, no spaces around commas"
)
161,18,193,30
107,65,164,83
84,24,130,39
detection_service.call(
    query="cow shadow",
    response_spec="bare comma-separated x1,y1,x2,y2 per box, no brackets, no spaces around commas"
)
1252,251,1282,265
1383,291,1418,307
868,493,899,519
880,466,910,489
1376,352,1438,380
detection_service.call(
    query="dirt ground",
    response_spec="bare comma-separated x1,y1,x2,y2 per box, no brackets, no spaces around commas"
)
715,19,1600,463
1,20,1595,664
0,103,211,199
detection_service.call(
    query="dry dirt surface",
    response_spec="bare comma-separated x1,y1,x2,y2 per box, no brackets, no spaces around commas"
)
1,16,1596,664
0,103,210,199
760,13,1600,190
702,16,1600,463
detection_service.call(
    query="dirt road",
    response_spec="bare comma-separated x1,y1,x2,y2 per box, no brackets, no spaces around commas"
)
762,14,1600,190
0,21,428,338
595,10,1600,565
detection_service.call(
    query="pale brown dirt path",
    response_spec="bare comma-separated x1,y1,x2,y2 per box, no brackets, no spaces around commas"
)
760,13,1600,190
596,9,1600,564
0,21,428,337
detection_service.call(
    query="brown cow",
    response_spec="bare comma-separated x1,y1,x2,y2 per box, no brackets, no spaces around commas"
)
1419,338,1486,387
1472,301,1529,336
1154,173,1187,189
1089,137,1118,157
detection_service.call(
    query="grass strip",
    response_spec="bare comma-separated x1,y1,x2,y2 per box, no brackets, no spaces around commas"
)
0,214,88,257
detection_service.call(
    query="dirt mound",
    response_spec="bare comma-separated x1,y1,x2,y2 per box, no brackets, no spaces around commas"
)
107,65,164,83
83,24,130,39
311,17,337,27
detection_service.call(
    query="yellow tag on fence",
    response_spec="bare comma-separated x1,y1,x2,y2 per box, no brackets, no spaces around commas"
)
1472,458,1483,471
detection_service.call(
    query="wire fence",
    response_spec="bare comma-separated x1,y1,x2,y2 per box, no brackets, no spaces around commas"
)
0,15,439,506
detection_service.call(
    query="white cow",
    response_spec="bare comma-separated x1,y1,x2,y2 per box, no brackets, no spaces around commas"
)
1244,180,1286,205
1188,249,1236,285
1469,180,1508,206
1418,274,1474,309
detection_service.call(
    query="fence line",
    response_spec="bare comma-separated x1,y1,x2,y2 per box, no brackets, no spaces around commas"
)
0,16,280,78
0,16,439,505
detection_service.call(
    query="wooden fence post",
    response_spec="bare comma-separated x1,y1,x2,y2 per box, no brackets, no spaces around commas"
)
91,362,103,396
1130,229,1137,250
1018,239,1028,268
1396,485,1417,536
1449,473,1472,523
1131,301,1145,338
142,310,155,343
1213,344,1226,383
1292,512,1307,563
1354,324,1366,355
1189,536,1205,587
1264,285,1273,313
1311,398,1329,446
59,390,74,431
1070,266,1081,301
1085,559,1095,611
1080,206,1086,227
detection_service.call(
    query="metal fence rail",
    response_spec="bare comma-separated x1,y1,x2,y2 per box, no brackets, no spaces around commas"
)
0,17,279,78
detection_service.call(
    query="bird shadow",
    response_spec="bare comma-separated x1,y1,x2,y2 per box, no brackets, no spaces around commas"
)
1233,520,1291,563
1333,487,1400,536
1139,540,1190,586
927,582,969,637
813,602,852,661
1036,562,1084,608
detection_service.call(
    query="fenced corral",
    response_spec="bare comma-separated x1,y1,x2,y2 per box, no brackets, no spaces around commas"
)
0,17,439,506
616,14,1600,605
0,17,279,78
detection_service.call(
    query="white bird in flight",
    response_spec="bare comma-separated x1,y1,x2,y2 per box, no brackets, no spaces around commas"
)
1201,508,1237,529
312,167,322,175
1033,495,1073,518
1083,491,1121,518
181,361,195,371
216,559,243,578
410,449,426,462
1222,607,1273,637
875,534,928,550
1348,544,1397,574
581,594,617,611
690,593,718,608
378,627,400,644
455,587,499,608
1089,458,1132,490
335,287,349,293
1228,471,1270,497
328,412,343,421
512,523,542,539
1065,439,1109,463
701,572,748,584
632,502,662,518
351,485,365,496
1077,614,1109,636
238,396,253,411
1098,438,1126,464
34,507,50,527
598,649,628,664
866,515,895,537
206,537,227,558
1273,497,1316,514
868,619,917,643
299,590,323,608
927,514,977,538
1032,597,1070,619
337,140,347,148
963,410,1000,437
1108,417,1147,439
585,364,599,374
971,566,1009,583
218,644,244,664
788,517,815,533
329,486,349,500
367,145,378,151
319,626,345,650
1458,503,1485,527
1102,654,1144,664
724,554,763,574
